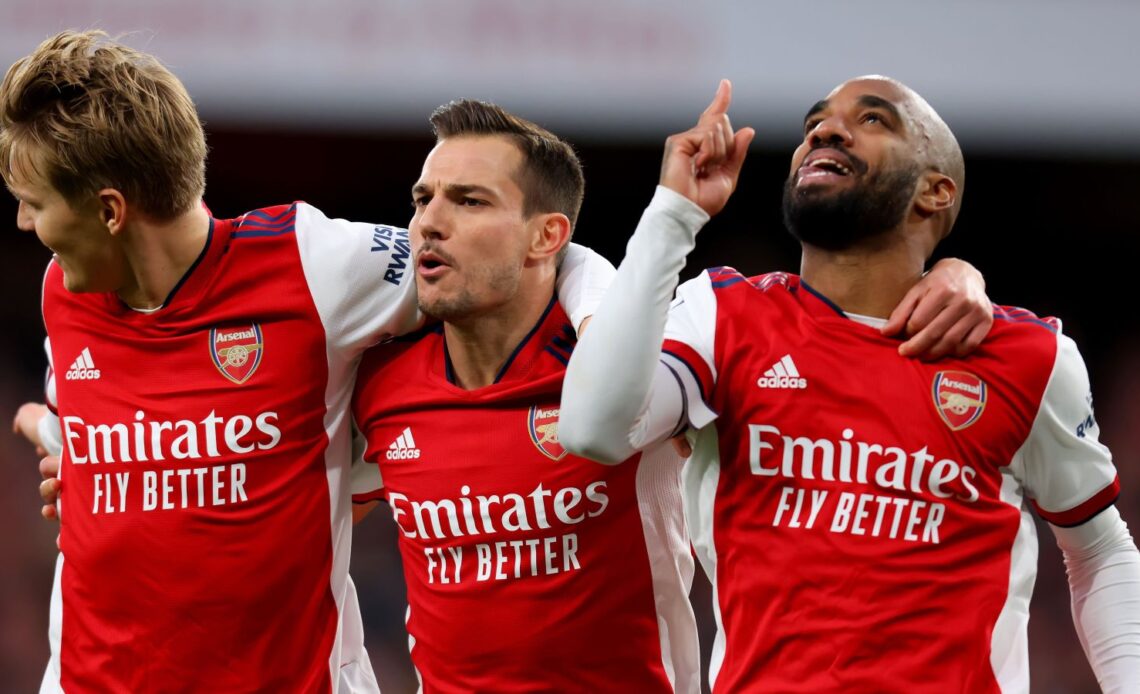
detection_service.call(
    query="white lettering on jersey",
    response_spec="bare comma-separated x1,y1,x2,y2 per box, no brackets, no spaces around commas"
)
62,410,282,465
748,424,980,503
389,481,609,585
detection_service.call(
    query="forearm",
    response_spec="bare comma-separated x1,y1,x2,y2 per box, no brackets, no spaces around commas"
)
1053,507,1140,692
555,243,616,334
560,187,708,463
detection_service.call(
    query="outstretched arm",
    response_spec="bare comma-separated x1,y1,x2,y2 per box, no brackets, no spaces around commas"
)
560,80,753,464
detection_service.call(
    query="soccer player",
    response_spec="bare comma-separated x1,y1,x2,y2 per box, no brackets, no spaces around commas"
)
347,99,996,692
0,30,417,692
559,78,1140,692
1,30,605,692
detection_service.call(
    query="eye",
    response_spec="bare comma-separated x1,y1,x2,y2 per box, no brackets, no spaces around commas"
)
461,197,485,207
862,112,887,126
804,119,822,135
411,195,430,208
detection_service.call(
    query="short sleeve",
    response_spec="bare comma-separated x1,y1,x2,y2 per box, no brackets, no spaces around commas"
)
294,203,423,355
1014,334,1119,526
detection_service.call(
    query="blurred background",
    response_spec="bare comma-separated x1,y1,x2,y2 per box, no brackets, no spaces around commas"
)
1,1,1138,692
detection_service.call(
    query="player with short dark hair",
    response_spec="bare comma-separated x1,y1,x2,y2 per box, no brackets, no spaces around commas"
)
349,97,997,692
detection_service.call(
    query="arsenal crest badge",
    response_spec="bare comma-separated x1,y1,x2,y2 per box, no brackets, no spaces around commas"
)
210,323,264,384
932,370,987,431
528,405,567,461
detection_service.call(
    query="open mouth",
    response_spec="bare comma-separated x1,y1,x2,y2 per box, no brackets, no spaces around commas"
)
798,148,859,184
416,249,452,278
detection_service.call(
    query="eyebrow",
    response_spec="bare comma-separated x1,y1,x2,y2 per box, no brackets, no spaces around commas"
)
412,182,498,198
803,94,904,125
855,95,903,124
803,100,829,124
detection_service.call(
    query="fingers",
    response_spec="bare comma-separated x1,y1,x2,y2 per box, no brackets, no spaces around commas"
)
39,455,60,480
42,503,59,522
696,119,731,172
882,286,921,337
957,321,991,357
898,301,966,359
699,79,733,123
670,434,692,458
40,477,61,505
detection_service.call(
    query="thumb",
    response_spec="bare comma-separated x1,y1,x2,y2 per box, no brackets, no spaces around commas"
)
725,127,755,178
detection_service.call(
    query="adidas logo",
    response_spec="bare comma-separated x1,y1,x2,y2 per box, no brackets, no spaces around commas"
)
756,354,807,389
386,427,421,460
65,347,102,381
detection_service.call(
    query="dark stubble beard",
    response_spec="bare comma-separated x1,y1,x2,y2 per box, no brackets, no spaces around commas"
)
782,161,920,251
416,262,520,323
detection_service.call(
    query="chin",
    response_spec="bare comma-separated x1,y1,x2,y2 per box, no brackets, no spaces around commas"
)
60,272,87,293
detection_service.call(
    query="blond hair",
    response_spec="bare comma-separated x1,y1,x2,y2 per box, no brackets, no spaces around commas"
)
0,30,206,219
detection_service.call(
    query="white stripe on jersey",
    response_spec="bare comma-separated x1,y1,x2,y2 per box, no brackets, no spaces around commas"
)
634,444,701,694
682,424,728,690
988,473,1035,693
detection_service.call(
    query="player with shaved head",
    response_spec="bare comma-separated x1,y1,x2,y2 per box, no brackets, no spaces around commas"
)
561,77,1140,692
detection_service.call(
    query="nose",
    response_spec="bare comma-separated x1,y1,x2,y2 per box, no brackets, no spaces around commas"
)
15,200,34,233
808,114,854,149
412,196,450,243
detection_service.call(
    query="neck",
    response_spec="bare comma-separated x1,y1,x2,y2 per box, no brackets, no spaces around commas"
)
799,228,928,319
443,271,556,390
115,204,211,310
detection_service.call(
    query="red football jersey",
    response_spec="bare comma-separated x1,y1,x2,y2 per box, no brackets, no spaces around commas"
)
351,299,699,693
661,269,1118,693
44,203,420,692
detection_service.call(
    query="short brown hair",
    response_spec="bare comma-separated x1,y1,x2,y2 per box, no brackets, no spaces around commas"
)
0,30,207,219
430,100,584,233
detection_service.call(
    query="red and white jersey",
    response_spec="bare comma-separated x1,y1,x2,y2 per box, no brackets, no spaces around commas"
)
43,203,420,692
351,299,699,693
661,268,1119,693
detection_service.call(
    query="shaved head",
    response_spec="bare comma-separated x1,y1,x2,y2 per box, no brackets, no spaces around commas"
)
839,75,965,221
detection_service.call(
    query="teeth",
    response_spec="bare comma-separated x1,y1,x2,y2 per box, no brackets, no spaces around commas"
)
810,158,850,174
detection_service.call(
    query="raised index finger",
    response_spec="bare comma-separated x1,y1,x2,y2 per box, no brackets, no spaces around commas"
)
699,79,733,124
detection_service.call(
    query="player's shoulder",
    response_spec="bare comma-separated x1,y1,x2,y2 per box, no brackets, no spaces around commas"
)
703,267,797,293
221,201,377,242
988,303,1063,346
224,202,302,241
975,304,1066,381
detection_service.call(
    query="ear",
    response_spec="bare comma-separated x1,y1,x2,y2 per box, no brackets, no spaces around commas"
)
527,212,572,261
97,188,128,237
913,172,956,217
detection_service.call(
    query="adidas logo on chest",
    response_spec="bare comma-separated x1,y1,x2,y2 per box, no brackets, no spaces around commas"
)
386,427,421,460
756,354,807,389
65,347,102,381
